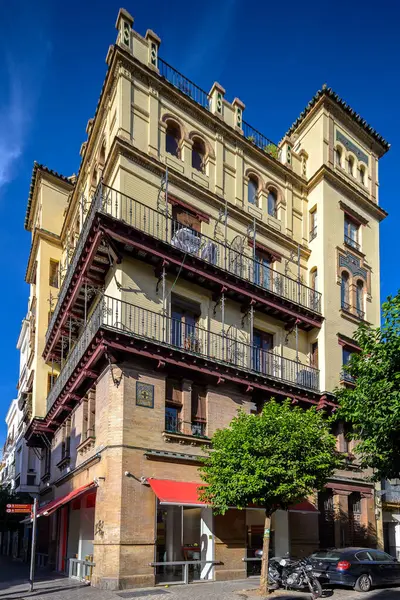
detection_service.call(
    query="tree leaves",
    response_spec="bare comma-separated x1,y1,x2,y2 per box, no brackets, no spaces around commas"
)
199,399,340,515
335,291,400,480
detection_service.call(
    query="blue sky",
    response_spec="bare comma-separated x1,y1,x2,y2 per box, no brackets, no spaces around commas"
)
0,0,398,443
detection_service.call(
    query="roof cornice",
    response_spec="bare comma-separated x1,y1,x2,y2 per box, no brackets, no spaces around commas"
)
25,163,74,231
25,228,62,284
285,85,390,156
307,165,388,222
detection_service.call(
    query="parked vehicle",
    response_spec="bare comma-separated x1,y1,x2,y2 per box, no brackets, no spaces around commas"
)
265,555,323,598
309,547,400,592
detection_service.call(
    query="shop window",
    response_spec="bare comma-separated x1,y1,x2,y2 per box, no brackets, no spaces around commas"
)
49,260,59,288
248,176,258,205
192,137,206,172
267,190,277,218
165,121,181,157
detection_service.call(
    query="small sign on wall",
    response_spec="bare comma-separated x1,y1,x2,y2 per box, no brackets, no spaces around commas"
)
136,381,154,408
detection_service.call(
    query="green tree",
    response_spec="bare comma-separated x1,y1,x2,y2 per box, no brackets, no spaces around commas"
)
335,291,400,480
199,400,339,594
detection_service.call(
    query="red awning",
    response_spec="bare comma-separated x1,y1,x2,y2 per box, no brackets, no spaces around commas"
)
288,501,319,514
148,479,206,506
148,479,319,513
37,482,97,517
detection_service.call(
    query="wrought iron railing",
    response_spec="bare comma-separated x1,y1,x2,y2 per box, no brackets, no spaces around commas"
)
309,226,317,242
340,370,355,384
344,235,361,251
158,58,211,111
47,296,319,411
341,301,365,320
242,122,279,158
46,184,323,352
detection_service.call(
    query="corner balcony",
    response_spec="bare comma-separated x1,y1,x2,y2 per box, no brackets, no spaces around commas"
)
29,296,321,447
44,184,323,361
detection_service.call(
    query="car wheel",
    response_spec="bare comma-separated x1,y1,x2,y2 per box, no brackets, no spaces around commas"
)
354,574,372,592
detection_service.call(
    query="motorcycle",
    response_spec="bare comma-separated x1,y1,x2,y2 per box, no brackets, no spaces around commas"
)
268,555,323,598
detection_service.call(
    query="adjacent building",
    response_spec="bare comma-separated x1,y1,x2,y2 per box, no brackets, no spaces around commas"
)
12,8,389,588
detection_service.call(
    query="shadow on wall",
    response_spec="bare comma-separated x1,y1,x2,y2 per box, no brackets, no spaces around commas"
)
319,504,377,550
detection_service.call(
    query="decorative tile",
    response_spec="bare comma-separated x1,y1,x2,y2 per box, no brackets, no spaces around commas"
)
136,382,154,408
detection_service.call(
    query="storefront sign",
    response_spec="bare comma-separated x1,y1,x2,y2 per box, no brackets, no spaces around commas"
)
6,504,33,514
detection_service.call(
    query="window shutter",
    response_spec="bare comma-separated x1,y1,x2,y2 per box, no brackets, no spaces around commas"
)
192,386,206,422
166,379,182,405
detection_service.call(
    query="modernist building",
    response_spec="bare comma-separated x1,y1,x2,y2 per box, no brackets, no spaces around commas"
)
18,8,389,588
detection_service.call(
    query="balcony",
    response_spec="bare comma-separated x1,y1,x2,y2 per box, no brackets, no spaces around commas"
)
157,58,279,159
344,235,361,252
340,370,355,385
45,295,319,416
341,301,365,321
45,184,323,360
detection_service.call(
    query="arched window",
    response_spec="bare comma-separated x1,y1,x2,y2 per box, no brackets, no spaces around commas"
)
341,272,350,310
99,141,106,168
248,176,258,205
268,189,277,217
311,268,318,292
335,147,342,167
359,166,365,185
348,156,354,176
192,137,206,172
356,280,364,318
165,121,181,157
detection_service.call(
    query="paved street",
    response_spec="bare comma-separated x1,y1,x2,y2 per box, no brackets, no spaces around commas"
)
0,559,400,600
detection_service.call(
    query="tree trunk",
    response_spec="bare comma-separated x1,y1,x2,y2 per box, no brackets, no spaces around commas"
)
259,511,272,596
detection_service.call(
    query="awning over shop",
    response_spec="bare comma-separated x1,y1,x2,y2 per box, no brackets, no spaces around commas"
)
147,479,318,513
148,478,205,506
37,482,97,517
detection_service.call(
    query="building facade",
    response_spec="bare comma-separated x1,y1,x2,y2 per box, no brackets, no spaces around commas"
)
17,8,389,589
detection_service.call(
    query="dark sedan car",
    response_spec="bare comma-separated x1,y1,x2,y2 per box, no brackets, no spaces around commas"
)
309,548,400,592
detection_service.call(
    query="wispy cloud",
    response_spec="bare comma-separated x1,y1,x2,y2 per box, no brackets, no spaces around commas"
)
0,66,28,187
0,3,52,188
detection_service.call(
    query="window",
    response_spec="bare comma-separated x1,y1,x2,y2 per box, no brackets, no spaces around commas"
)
349,492,361,515
356,551,373,562
254,252,272,289
310,269,319,311
27,474,36,486
248,176,258,205
192,137,205,172
47,373,58,395
82,389,96,440
341,272,350,310
359,166,365,185
253,330,273,374
369,550,395,563
171,298,200,351
165,121,181,157
342,348,354,384
49,260,59,288
344,216,360,250
310,209,317,241
311,341,318,368
348,156,354,176
61,418,71,460
165,379,182,433
356,280,364,318
191,385,206,436
267,190,277,217
171,205,201,233
335,147,342,167
42,446,51,477
311,269,318,292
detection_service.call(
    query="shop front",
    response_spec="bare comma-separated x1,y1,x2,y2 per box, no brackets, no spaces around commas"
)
37,482,97,580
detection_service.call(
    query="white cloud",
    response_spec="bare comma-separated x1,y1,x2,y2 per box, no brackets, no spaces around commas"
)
0,70,26,186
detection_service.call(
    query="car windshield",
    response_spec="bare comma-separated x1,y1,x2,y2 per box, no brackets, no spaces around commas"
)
310,551,342,562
